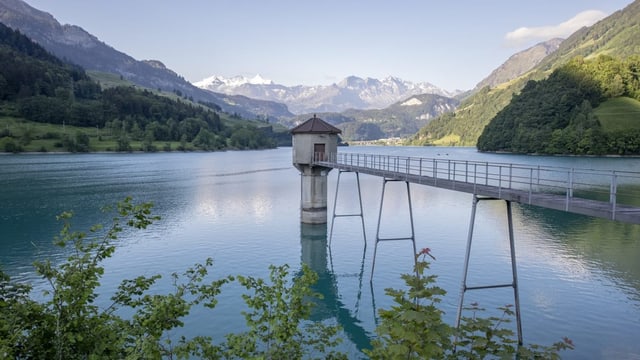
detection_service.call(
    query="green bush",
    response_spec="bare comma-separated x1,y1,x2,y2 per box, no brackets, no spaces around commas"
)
364,248,574,359
3,138,22,153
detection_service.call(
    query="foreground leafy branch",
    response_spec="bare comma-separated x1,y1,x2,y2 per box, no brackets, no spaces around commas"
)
219,264,346,360
364,248,574,359
0,198,344,359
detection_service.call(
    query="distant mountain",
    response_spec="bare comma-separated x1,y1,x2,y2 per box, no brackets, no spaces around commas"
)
287,93,458,141
536,1,640,70
194,74,458,114
0,21,283,152
474,38,563,90
0,0,293,120
410,0,640,147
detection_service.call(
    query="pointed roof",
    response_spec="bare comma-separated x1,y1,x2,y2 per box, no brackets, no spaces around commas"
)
290,115,342,134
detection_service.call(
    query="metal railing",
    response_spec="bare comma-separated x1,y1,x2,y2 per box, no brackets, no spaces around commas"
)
314,152,640,218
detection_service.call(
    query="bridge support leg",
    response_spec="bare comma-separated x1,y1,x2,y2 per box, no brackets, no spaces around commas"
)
329,170,367,247
455,195,523,346
370,179,417,282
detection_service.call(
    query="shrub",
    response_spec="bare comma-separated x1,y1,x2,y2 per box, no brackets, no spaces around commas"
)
3,138,22,153
364,248,574,359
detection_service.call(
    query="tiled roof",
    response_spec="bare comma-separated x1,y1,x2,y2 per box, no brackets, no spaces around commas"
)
290,115,342,134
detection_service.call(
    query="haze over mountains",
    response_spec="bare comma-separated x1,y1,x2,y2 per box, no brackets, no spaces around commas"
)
194,74,459,114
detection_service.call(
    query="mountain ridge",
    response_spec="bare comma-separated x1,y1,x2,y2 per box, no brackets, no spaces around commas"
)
194,74,458,115
0,20,285,152
0,0,294,120
474,38,564,91
286,93,459,141
409,0,640,147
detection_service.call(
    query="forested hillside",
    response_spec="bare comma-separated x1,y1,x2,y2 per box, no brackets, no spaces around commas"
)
409,0,640,149
477,56,640,154
0,22,281,152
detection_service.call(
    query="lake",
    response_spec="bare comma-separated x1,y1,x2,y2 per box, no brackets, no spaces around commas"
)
1,146,639,359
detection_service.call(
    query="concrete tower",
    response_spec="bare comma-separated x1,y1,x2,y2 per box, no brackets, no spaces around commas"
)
291,115,342,224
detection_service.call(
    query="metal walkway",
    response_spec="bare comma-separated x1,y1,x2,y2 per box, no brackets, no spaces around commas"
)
316,151,640,346
315,152,640,225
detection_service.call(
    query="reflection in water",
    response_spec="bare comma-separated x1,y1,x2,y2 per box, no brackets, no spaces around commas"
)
299,223,371,352
517,204,640,299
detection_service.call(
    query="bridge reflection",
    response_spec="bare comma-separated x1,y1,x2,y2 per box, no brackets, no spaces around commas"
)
299,223,372,352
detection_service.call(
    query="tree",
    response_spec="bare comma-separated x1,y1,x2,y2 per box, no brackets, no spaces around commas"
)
0,74,7,99
142,129,157,152
116,134,131,152
72,131,90,152
193,128,215,150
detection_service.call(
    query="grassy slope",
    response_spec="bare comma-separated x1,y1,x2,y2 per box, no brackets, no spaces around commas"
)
595,96,640,132
412,1,640,147
0,110,174,152
86,70,132,88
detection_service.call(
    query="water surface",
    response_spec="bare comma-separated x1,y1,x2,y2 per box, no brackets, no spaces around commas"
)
1,147,639,359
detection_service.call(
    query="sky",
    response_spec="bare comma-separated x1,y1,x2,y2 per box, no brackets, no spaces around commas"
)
25,0,635,91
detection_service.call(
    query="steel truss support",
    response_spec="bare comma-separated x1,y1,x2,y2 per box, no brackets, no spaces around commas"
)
371,178,417,281
329,170,367,246
455,195,523,345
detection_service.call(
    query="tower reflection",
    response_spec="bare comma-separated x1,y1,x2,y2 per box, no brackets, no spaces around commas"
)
299,223,371,352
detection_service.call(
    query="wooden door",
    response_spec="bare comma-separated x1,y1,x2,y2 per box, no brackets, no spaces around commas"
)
314,143,325,161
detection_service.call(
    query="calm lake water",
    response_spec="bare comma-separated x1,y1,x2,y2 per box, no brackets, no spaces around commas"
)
1,146,639,359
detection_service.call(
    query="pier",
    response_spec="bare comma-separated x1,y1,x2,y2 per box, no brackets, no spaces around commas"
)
315,152,640,224
313,151,640,345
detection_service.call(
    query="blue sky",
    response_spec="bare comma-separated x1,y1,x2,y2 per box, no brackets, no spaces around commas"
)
26,0,634,91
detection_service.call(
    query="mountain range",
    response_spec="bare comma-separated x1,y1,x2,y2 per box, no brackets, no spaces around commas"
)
0,0,293,120
194,74,458,114
3,0,620,143
287,93,459,141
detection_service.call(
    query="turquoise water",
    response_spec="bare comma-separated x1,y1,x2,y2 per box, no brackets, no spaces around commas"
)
1,147,639,359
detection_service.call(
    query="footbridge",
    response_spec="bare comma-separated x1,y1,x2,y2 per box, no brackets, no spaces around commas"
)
314,152,640,345
315,152,640,224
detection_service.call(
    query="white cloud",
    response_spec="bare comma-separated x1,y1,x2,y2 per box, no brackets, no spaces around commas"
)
505,10,608,46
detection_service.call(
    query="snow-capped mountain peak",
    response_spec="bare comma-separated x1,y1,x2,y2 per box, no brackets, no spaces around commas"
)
247,74,273,85
193,74,457,114
193,74,273,88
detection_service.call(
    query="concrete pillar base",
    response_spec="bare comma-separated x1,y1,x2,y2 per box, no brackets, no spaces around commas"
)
301,207,328,224
300,168,328,224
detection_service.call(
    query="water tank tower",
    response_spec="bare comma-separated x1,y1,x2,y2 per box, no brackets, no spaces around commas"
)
291,115,342,224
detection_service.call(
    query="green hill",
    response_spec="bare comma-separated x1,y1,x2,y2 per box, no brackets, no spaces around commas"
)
0,22,284,153
409,0,640,150
476,56,640,155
